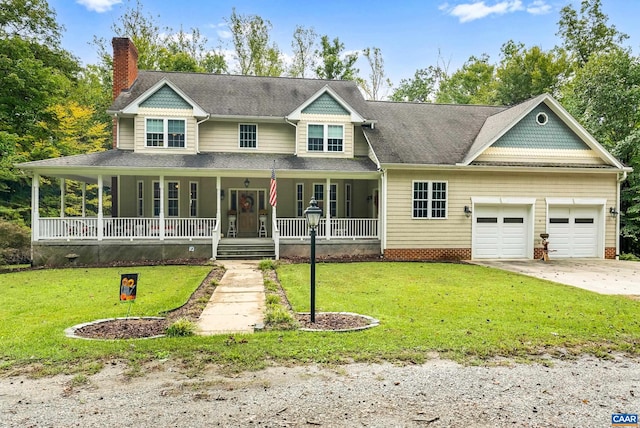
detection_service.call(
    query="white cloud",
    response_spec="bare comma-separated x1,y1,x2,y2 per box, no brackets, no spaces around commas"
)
446,1,524,23
208,22,232,40
526,0,552,15
76,0,122,13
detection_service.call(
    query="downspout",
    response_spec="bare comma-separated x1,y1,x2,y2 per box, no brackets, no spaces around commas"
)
195,115,210,154
285,118,298,156
114,113,119,148
616,171,628,259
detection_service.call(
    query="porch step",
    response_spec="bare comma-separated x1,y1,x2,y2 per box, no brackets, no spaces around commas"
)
217,238,275,260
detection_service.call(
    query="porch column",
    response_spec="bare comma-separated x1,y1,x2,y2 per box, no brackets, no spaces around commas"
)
380,170,387,250
32,174,40,242
325,177,331,240
216,176,221,224
159,176,165,240
97,175,104,241
82,182,86,218
60,178,66,218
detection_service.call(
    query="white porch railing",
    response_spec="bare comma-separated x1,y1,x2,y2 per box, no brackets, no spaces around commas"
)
277,218,378,240
37,217,216,240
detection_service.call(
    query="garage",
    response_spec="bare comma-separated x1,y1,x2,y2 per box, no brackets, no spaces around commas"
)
473,205,531,259
548,206,601,257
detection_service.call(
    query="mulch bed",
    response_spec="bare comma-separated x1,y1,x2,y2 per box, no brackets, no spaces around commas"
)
74,266,224,339
296,313,372,330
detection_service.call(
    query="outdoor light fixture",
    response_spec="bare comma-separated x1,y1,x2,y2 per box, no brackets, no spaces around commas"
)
220,189,225,200
244,178,250,188
609,207,619,217
304,197,322,323
464,205,472,217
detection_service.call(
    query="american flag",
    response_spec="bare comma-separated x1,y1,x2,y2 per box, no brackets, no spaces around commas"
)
269,162,277,207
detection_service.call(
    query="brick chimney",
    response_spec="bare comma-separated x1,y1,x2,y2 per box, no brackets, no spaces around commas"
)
111,38,137,215
112,37,138,100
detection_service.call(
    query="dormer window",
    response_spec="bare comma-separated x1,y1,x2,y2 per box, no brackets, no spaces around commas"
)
307,124,344,152
239,124,257,148
146,118,186,148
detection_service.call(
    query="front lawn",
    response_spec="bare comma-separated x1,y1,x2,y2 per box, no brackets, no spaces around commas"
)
0,262,638,375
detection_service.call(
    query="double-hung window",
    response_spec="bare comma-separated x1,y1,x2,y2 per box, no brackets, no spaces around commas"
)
189,182,198,217
307,124,343,152
412,181,447,219
146,118,186,148
137,181,144,217
296,183,304,217
239,124,257,148
167,182,179,217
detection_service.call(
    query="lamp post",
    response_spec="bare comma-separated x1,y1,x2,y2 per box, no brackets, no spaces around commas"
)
304,197,322,323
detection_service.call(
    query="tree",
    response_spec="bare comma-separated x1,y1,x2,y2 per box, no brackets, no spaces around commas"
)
390,66,445,103
359,47,392,100
493,41,569,105
436,54,495,104
562,47,640,254
314,35,358,80
0,0,62,46
557,0,628,67
289,25,317,78
226,8,283,76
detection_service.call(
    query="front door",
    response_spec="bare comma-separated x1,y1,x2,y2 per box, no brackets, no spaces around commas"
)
237,190,258,237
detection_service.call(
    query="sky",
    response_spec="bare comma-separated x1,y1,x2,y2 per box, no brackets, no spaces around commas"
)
49,0,640,89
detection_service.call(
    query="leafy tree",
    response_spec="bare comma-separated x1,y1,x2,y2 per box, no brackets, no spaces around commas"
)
226,8,283,76
390,66,445,102
314,35,358,80
436,54,495,104
0,0,62,46
493,41,569,105
562,47,640,254
289,25,317,78
359,47,392,101
557,0,628,67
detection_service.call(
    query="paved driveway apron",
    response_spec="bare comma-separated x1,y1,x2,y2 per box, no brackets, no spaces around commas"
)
470,259,640,295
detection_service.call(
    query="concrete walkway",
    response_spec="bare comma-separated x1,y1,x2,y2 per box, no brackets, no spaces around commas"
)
197,260,265,335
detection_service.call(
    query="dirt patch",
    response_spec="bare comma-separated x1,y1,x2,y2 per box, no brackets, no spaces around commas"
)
73,266,224,339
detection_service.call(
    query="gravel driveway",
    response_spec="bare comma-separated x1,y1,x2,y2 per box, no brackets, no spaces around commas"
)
2,355,639,427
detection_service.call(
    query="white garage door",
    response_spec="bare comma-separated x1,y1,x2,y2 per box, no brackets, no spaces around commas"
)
474,205,529,259
548,206,600,258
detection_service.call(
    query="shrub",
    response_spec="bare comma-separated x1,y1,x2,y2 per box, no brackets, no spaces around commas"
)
258,259,277,271
165,318,196,337
619,253,640,261
0,219,30,265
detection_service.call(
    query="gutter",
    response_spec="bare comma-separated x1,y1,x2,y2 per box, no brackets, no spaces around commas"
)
285,117,298,156
195,115,210,154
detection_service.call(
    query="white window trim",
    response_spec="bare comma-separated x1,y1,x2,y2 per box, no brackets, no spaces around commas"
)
167,181,180,217
189,181,198,218
137,180,144,217
145,117,187,148
313,183,325,209
296,183,304,217
345,183,352,218
152,180,160,217
411,180,448,220
307,123,344,153
238,123,258,149
329,183,338,217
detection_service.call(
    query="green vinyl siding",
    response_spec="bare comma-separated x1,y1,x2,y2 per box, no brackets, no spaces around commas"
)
140,85,192,109
302,93,350,115
493,104,589,150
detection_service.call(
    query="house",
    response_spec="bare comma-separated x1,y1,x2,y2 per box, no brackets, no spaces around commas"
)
17,38,630,266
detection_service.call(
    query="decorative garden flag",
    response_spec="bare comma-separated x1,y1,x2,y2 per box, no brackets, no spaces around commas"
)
120,273,138,301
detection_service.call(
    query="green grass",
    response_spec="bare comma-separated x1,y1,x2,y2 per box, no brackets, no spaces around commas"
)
1,262,639,376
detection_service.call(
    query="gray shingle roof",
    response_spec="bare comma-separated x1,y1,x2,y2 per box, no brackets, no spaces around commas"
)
363,101,506,165
110,71,372,119
18,150,378,174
